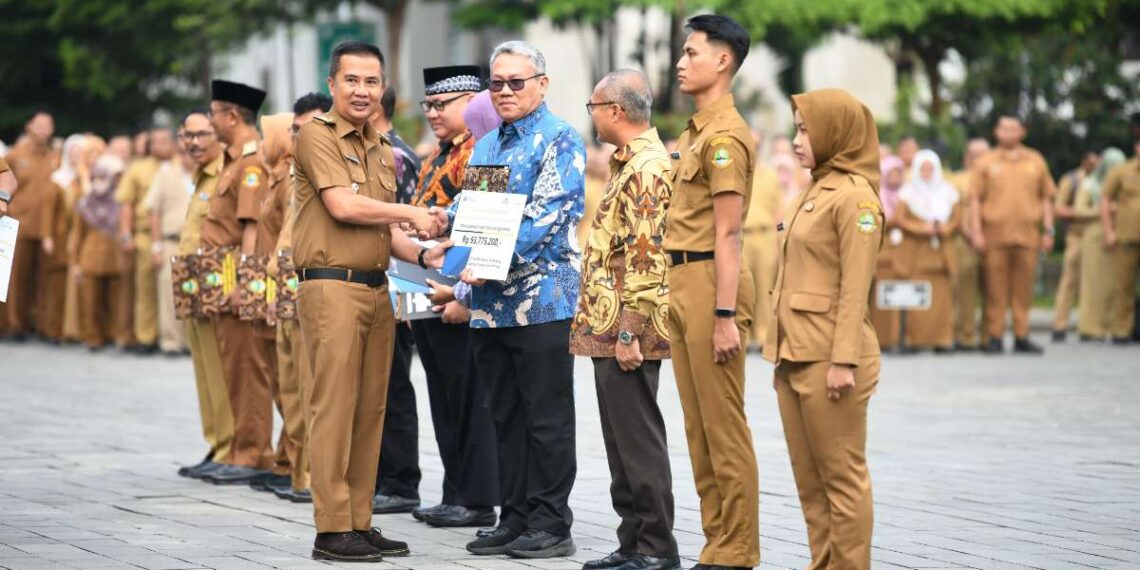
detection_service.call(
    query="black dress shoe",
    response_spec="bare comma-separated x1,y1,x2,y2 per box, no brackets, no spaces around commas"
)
423,505,497,528
933,346,954,354
206,465,269,485
505,529,576,559
371,493,419,514
412,503,447,521
466,525,521,555
955,343,979,352
356,528,409,556
178,453,213,477
288,489,312,503
1051,329,1067,343
250,473,291,492
1111,337,1133,345
617,555,682,570
1013,337,1043,354
312,531,383,562
982,338,1004,354
1079,334,1102,342
584,551,633,570
188,461,224,480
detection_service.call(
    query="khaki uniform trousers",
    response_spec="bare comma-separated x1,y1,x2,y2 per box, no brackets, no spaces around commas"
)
1051,226,1084,331
36,265,68,341
155,240,187,352
666,260,759,568
115,250,135,346
277,319,311,490
214,314,276,469
983,245,1038,340
186,318,234,462
903,272,954,348
775,357,878,570
62,270,82,342
953,236,983,347
743,227,777,348
1077,223,1117,338
299,279,395,533
6,236,45,333
1111,243,1140,338
79,273,127,348
133,233,159,346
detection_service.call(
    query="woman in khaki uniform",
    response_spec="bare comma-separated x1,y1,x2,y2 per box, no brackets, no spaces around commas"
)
1077,148,1126,339
38,135,87,343
870,155,905,348
764,89,882,570
73,154,128,350
890,150,961,350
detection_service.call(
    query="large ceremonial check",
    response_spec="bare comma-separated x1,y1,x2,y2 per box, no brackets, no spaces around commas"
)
449,190,527,281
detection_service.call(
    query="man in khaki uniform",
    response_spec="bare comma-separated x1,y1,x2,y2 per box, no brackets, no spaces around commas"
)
666,15,759,569
175,111,234,480
292,40,447,562
1050,151,1100,340
199,80,276,484
947,138,989,350
970,115,1056,354
4,111,57,339
117,128,174,353
146,135,195,355
1101,137,1140,344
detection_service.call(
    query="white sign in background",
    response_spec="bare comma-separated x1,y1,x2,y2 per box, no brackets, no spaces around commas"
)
0,217,19,303
449,191,528,281
877,279,933,311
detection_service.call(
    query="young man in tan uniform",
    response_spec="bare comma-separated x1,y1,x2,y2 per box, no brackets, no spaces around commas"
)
198,80,276,485
117,128,174,353
666,15,759,570
1101,137,1140,344
176,111,235,480
969,115,1056,354
291,40,447,562
145,135,195,355
4,111,57,339
948,138,989,350
1050,151,1100,341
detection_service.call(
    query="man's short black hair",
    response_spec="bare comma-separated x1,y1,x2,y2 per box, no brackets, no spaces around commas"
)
996,112,1024,125
380,86,397,121
293,92,332,116
685,14,751,73
182,107,210,127
27,107,53,122
329,40,385,81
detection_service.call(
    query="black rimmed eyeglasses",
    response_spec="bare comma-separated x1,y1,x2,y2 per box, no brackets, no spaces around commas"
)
420,93,470,113
585,101,620,114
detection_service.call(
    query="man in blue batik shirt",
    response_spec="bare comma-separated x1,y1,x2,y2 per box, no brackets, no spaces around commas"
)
449,40,585,560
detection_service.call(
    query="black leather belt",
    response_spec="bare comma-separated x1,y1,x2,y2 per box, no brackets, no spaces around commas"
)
668,251,714,265
298,267,387,288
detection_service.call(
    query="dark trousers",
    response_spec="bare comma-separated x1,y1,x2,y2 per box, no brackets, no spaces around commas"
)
472,319,576,535
593,357,679,559
412,318,499,507
375,324,421,499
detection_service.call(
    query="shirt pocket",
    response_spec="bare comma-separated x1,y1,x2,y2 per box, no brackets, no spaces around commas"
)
672,158,702,206
788,292,831,313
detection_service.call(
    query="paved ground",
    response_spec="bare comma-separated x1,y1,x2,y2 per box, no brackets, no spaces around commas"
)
1,332,1138,570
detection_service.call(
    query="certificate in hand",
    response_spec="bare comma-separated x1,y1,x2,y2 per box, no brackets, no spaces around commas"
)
449,190,527,281
0,217,18,303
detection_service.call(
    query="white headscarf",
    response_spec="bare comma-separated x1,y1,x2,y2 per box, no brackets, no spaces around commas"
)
51,134,87,189
899,149,957,223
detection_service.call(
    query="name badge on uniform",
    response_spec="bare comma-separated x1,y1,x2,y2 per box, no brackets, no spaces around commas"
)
670,151,680,160
343,154,361,164
351,182,360,193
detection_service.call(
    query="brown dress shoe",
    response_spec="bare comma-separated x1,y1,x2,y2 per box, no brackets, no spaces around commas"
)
356,528,410,556
311,531,383,562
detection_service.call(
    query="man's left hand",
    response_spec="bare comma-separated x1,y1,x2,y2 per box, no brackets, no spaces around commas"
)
421,239,453,269
615,338,643,372
713,317,741,364
1041,233,1055,253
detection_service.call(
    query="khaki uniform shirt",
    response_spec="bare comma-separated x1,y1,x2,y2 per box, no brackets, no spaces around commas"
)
200,137,268,249
763,171,883,365
178,154,224,256
292,110,396,271
1104,157,1140,243
570,128,672,359
664,94,754,252
6,142,58,238
971,145,1056,248
144,160,194,239
256,161,290,257
745,166,781,232
40,180,79,268
114,156,160,234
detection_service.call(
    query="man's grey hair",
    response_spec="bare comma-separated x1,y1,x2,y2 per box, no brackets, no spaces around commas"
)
490,40,546,75
599,69,653,125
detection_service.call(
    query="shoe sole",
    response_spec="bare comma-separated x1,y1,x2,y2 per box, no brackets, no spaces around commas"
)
467,544,515,556
424,515,498,528
377,547,410,557
288,495,313,504
506,538,576,559
311,548,383,562
373,505,418,514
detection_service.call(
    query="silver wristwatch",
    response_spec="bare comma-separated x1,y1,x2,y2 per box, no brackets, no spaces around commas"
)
618,330,635,345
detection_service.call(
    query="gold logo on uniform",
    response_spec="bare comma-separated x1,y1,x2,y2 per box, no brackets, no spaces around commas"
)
857,200,881,213
242,167,260,187
712,147,732,169
856,211,878,234
709,136,733,147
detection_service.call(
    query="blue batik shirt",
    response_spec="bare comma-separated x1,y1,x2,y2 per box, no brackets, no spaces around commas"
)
447,103,586,328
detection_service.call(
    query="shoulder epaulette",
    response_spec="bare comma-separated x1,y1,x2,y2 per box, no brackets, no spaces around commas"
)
313,114,335,126
241,140,258,157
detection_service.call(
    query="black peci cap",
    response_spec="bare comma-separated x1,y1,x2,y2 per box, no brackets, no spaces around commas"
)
423,65,482,96
211,80,267,113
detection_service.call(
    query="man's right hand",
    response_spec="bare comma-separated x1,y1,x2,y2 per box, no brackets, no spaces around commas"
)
1105,230,1118,248
411,206,448,240
425,278,455,305
42,237,55,255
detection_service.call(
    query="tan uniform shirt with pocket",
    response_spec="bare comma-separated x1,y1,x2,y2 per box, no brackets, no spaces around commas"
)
200,138,268,249
971,146,1056,248
1104,158,1140,244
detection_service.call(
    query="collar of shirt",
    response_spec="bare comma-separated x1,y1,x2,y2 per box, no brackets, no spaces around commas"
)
688,93,737,133
996,145,1027,162
445,130,472,151
195,153,224,185
611,127,664,170
499,103,549,139
332,109,380,151
224,133,259,163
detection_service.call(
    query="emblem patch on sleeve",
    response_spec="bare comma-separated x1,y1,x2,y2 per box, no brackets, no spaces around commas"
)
242,167,261,188
712,147,733,169
856,211,878,234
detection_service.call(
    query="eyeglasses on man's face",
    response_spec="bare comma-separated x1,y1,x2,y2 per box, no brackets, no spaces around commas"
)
585,101,620,114
419,93,469,113
488,74,545,93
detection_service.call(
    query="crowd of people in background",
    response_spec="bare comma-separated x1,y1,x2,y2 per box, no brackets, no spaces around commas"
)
1,17,1139,570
